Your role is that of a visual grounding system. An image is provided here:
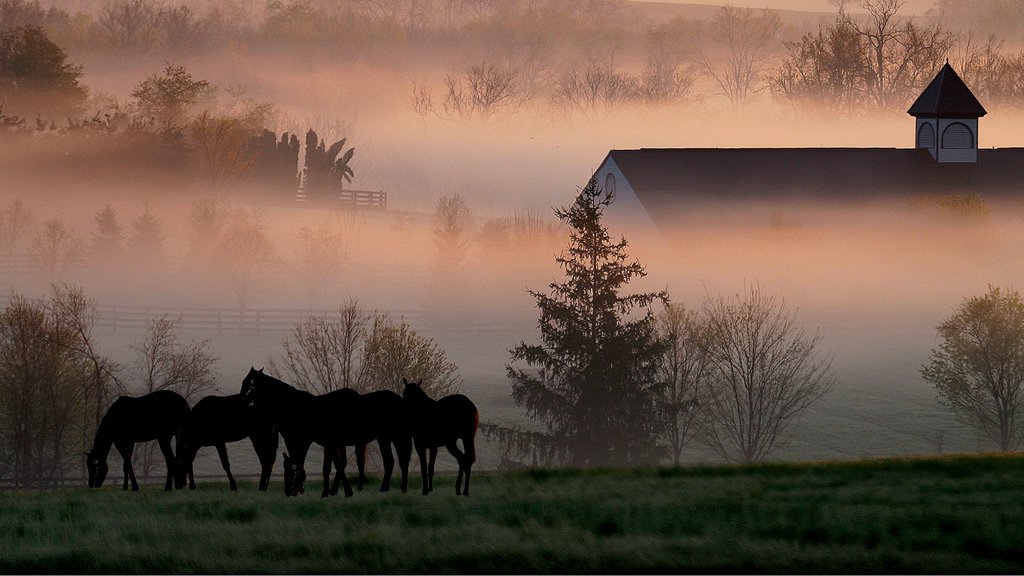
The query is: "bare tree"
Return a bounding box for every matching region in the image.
[441,60,521,121]
[922,286,1024,451]
[270,302,459,397]
[130,314,217,477]
[0,287,115,487]
[29,219,83,284]
[189,112,256,192]
[97,0,160,52]
[127,204,166,271]
[702,6,782,106]
[433,192,472,273]
[217,207,274,313]
[0,198,33,268]
[842,0,952,109]
[655,303,710,465]
[360,313,459,396]
[294,210,364,308]
[697,284,834,464]
[269,299,371,394]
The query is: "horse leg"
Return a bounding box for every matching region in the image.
[118,442,138,491]
[355,443,367,491]
[379,439,395,493]
[333,447,353,498]
[158,437,176,491]
[329,447,342,496]
[427,446,438,494]
[216,444,237,491]
[253,433,277,492]
[321,447,333,498]
[397,436,411,494]
[414,439,429,495]
[446,441,466,495]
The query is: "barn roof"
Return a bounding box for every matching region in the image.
[605,147,1024,218]
[907,62,987,118]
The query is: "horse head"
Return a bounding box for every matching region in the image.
[241,367,266,407]
[85,450,107,488]
[402,378,427,401]
[281,452,306,497]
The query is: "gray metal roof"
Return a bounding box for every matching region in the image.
[605,147,1024,219]
[907,63,987,118]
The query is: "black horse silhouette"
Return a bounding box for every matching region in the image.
[403,378,478,496]
[85,389,190,491]
[240,367,411,497]
[174,394,279,491]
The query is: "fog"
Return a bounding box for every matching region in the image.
[3,0,1024,476]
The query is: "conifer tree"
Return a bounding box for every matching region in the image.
[507,177,668,467]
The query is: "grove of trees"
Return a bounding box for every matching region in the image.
[487,179,834,468]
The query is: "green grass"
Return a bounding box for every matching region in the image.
[2,454,1024,573]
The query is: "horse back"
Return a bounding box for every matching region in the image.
[108,390,190,442]
[189,394,252,445]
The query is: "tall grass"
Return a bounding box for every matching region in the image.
[0,454,1022,573]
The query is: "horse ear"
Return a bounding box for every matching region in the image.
[416,380,423,386]
[259,367,265,373]
[403,378,409,385]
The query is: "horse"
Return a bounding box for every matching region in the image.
[85,389,190,491]
[403,379,478,496]
[240,367,411,497]
[174,394,279,491]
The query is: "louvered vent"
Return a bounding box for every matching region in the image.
[942,123,974,149]
[917,123,935,148]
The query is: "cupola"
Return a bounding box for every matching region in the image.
[907,62,987,163]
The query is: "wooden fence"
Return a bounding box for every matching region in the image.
[296,189,386,210]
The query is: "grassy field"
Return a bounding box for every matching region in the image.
[1,454,1023,574]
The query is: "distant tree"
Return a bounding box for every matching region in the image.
[360,313,459,397]
[90,204,124,266]
[655,302,710,465]
[269,300,459,397]
[0,287,116,488]
[127,205,165,270]
[293,212,364,307]
[29,218,83,283]
[772,0,952,112]
[189,112,257,192]
[217,207,274,312]
[697,284,834,464]
[433,192,472,273]
[0,198,32,267]
[130,63,213,129]
[0,25,87,119]
[270,298,371,395]
[97,0,160,52]
[701,6,782,106]
[248,129,300,198]
[641,24,699,104]
[302,129,354,198]
[770,17,867,112]
[506,177,668,467]
[921,286,1024,452]
[130,315,217,476]
[186,197,226,270]
[441,60,521,121]
[0,0,46,32]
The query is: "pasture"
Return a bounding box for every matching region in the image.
[1,454,1023,573]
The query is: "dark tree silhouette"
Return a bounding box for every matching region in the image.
[506,177,668,467]
[0,25,87,119]
[302,129,355,199]
[248,129,300,198]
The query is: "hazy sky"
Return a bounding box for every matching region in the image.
[629,0,935,14]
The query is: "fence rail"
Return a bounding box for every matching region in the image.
[296,189,386,210]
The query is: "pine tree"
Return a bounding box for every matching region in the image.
[91,204,124,265]
[507,177,668,467]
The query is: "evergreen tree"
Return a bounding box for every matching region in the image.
[507,177,668,467]
[91,204,124,265]
[0,25,87,119]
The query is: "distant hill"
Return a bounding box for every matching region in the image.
[627,1,837,27]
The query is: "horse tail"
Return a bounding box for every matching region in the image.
[467,408,479,464]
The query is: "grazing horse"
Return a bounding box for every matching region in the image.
[240,368,411,497]
[403,379,478,496]
[174,394,279,491]
[85,390,190,491]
